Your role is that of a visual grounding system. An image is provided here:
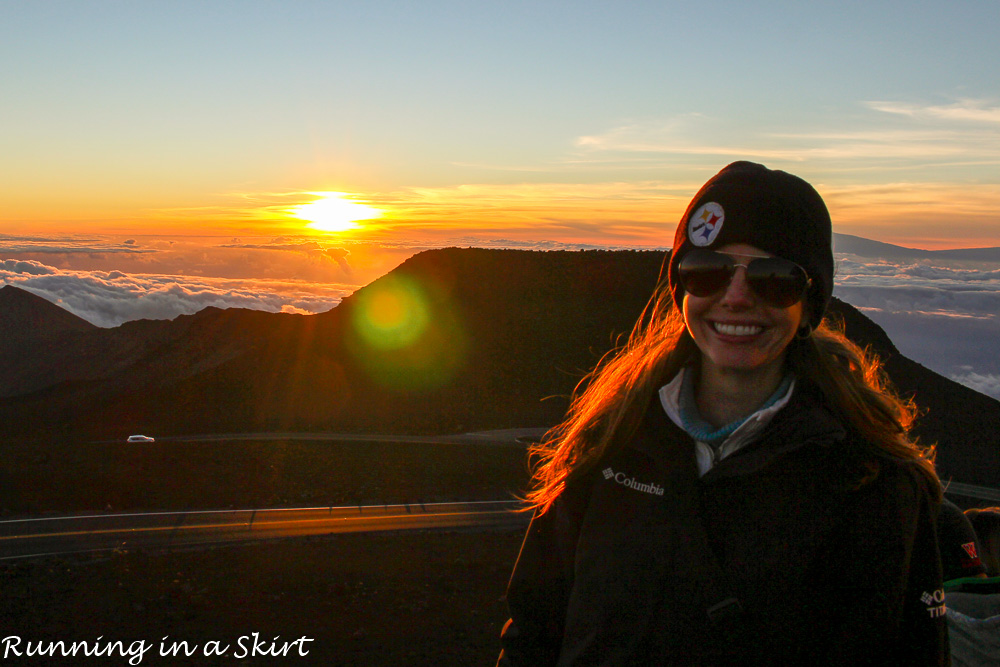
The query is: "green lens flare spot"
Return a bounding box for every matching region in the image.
[347,274,468,392]
[353,278,430,350]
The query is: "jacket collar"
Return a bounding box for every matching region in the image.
[632,377,847,479]
[659,368,797,475]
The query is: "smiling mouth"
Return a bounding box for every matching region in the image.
[712,322,764,337]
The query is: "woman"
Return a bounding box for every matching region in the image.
[498,162,948,665]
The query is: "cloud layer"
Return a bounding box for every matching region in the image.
[0,234,157,255]
[1,259,350,327]
[833,255,1000,398]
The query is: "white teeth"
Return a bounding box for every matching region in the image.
[713,322,763,336]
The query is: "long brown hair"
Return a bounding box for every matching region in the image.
[523,283,941,513]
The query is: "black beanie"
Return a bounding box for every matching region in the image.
[666,161,834,329]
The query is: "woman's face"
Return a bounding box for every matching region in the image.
[682,243,805,381]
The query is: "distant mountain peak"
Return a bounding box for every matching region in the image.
[0,284,97,339]
[832,233,1000,262]
[832,233,933,259]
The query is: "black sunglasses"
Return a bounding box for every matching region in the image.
[677,248,812,308]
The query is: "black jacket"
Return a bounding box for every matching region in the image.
[499,383,948,666]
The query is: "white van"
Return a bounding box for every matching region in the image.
[127,435,155,443]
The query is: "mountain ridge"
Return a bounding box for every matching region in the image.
[0,284,97,339]
[832,233,1000,261]
[0,248,996,487]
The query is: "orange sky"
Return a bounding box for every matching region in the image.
[5,179,997,251]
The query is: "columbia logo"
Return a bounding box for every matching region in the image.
[921,589,945,606]
[602,467,665,496]
[921,589,946,618]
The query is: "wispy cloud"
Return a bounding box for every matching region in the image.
[768,130,999,162]
[354,176,1000,250]
[219,238,353,274]
[361,181,693,243]
[821,182,1000,247]
[563,106,1000,248]
[573,115,729,154]
[571,116,818,164]
[570,99,1000,170]
[867,99,1000,124]
[948,370,1000,399]
[0,234,156,255]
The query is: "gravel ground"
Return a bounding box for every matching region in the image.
[1,526,527,666]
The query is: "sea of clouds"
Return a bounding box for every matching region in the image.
[2,234,998,399]
[0,257,351,325]
[832,255,1000,399]
[0,235,363,327]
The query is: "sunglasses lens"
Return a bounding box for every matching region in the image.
[678,250,733,297]
[745,258,809,307]
[678,250,808,307]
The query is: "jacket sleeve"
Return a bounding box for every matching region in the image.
[818,460,950,666]
[497,487,587,667]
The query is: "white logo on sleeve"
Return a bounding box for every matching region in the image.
[602,467,664,496]
[920,589,946,618]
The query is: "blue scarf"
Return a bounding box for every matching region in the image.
[678,370,794,447]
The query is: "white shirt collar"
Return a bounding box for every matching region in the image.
[658,368,796,476]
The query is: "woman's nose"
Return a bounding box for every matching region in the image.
[719,266,755,307]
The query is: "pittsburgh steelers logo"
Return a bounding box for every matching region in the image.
[689,202,724,247]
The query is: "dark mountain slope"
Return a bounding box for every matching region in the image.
[830,299,1000,486]
[0,294,212,399]
[0,284,97,339]
[1,285,101,396]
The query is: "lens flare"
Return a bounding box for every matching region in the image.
[347,275,467,392]
[354,278,430,351]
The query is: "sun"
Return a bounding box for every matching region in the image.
[291,192,382,232]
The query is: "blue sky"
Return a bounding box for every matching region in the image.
[2,1,998,247]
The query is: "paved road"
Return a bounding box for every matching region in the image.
[1,429,546,561]
[4,482,996,563]
[109,428,550,447]
[0,501,529,561]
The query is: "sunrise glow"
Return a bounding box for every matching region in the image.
[291,193,383,233]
